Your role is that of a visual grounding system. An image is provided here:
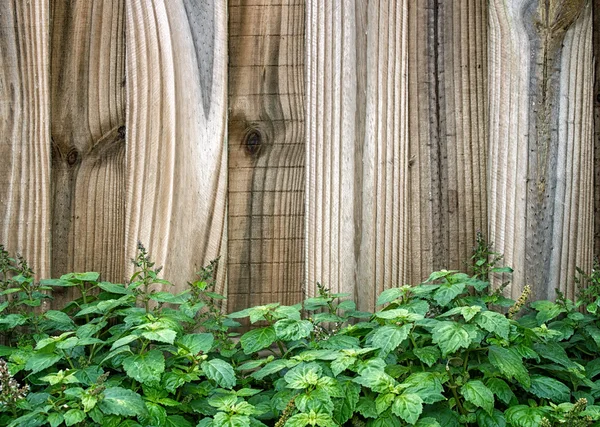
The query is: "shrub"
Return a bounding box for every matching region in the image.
[0,243,599,426]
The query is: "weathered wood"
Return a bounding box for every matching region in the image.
[50,0,126,302]
[305,1,410,310]
[594,0,600,259]
[124,1,228,293]
[228,0,305,311]
[489,0,594,300]
[0,1,51,278]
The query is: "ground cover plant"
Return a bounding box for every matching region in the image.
[1,239,600,426]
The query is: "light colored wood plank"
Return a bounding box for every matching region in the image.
[0,1,51,279]
[305,1,410,310]
[50,0,126,299]
[228,0,305,311]
[594,0,600,259]
[489,0,593,300]
[124,0,228,292]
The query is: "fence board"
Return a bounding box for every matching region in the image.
[124,0,228,293]
[305,1,409,310]
[228,0,305,311]
[0,1,51,279]
[489,0,593,300]
[50,1,126,307]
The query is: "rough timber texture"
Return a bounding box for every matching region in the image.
[0,1,51,279]
[489,0,594,300]
[125,1,228,293]
[228,0,305,311]
[305,1,488,310]
[594,0,600,258]
[50,1,126,299]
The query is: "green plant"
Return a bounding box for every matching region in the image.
[1,240,600,426]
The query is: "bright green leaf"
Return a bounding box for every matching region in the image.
[202,358,236,389]
[433,282,466,307]
[99,387,146,417]
[274,319,313,341]
[368,324,411,356]
[413,346,441,367]
[141,328,177,344]
[505,405,547,427]
[64,409,85,426]
[475,311,510,339]
[476,409,506,427]
[178,333,214,355]
[392,393,423,425]
[122,349,165,385]
[431,322,471,356]
[25,353,62,374]
[488,346,530,388]
[460,380,494,415]
[485,378,515,405]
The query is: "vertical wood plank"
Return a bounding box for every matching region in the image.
[228,0,305,311]
[594,0,600,259]
[305,1,410,310]
[50,0,126,296]
[125,1,228,292]
[0,1,51,278]
[489,0,593,300]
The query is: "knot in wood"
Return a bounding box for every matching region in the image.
[67,149,80,166]
[243,128,263,157]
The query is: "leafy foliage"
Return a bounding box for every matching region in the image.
[0,242,599,426]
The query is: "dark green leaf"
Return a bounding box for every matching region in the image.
[485,378,515,405]
[476,409,506,427]
[98,282,131,295]
[431,322,471,356]
[202,358,236,389]
[99,387,146,417]
[475,311,510,339]
[505,405,547,427]
[460,380,494,415]
[368,324,411,356]
[333,381,360,425]
[122,349,165,385]
[178,333,214,354]
[530,300,565,324]
[403,372,446,404]
[377,288,405,306]
[488,346,530,388]
[528,375,570,403]
[433,283,466,307]
[64,409,85,427]
[533,342,583,371]
[25,353,62,374]
[413,346,441,367]
[391,393,423,425]
[240,327,277,355]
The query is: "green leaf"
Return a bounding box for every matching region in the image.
[530,300,566,324]
[274,319,313,341]
[286,413,310,427]
[251,359,289,380]
[505,405,547,427]
[368,324,411,356]
[356,397,378,419]
[376,393,396,414]
[353,369,398,394]
[528,375,570,403]
[98,282,131,294]
[284,363,321,389]
[240,327,277,355]
[122,349,165,385]
[533,342,583,371]
[48,413,64,427]
[0,314,27,328]
[460,380,494,415]
[64,409,86,426]
[377,288,404,305]
[99,387,146,417]
[475,311,510,339]
[110,334,139,350]
[202,358,236,389]
[431,322,471,356]
[141,328,177,344]
[433,282,466,306]
[375,309,423,322]
[415,418,441,427]
[413,346,441,367]
[425,270,457,283]
[164,415,194,427]
[392,393,423,425]
[487,345,530,388]
[402,372,446,404]
[25,352,62,374]
[333,381,360,425]
[476,409,506,427]
[43,310,74,326]
[485,378,515,405]
[178,333,214,354]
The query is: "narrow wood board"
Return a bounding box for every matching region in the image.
[305,1,410,310]
[0,1,51,279]
[488,0,593,300]
[124,0,228,294]
[50,0,126,303]
[228,0,305,311]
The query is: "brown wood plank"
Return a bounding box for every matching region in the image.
[50,0,126,302]
[228,0,305,311]
[489,0,593,300]
[0,1,51,279]
[305,1,410,310]
[124,1,228,293]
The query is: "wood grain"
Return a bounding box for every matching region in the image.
[50,0,126,298]
[489,0,593,300]
[305,1,410,310]
[0,1,51,279]
[124,0,228,293]
[228,0,305,311]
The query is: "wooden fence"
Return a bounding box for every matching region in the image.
[0,0,598,312]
